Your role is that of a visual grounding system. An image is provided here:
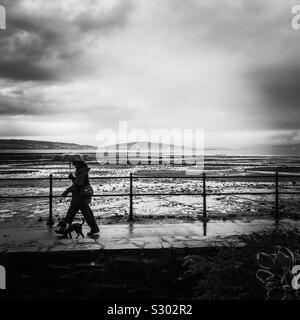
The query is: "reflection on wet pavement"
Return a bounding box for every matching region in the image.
[0,219,298,253]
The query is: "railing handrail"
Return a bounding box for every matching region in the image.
[1,172,300,225]
[1,173,300,181]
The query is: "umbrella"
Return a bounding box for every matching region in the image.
[52,153,88,162]
[52,153,89,172]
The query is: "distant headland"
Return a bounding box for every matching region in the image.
[0,139,96,150]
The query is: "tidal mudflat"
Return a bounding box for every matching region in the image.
[0,154,299,227]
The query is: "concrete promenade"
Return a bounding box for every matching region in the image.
[0,219,295,253]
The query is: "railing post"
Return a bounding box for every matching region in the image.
[128,173,134,221]
[47,174,54,226]
[275,171,279,220]
[202,173,207,221]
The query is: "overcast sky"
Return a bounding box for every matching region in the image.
[0,0,300,148]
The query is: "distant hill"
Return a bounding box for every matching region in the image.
[1,139,298,155]
[98,141,197,151]
[0,139,197,152]
[0,139,96,150]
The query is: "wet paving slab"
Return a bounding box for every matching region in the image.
[0,219,299,253]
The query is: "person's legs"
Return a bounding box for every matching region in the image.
[88,206,98,225]
[80,205,99,233]
[89,206,100,232]
[65,203,79,224]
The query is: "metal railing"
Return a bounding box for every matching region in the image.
[0,172,300,225]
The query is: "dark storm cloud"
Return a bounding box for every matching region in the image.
[0,92,52,115]
[167,0,300,132]
[0,0,134,82]
[0,87,135,119]
[251,63,300,130]
[0,0,299,146]
[0,84,77,116]
[0,98,38,115]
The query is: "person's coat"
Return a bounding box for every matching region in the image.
[66,163,92,205]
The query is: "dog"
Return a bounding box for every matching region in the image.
[56,218,85,239]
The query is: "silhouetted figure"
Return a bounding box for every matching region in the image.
[57,160,99,236]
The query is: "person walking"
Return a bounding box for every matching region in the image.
[57,160,99,236]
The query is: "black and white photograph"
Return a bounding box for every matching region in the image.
[0,0,300,308]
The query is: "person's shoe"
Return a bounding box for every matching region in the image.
[87,229,99,236]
